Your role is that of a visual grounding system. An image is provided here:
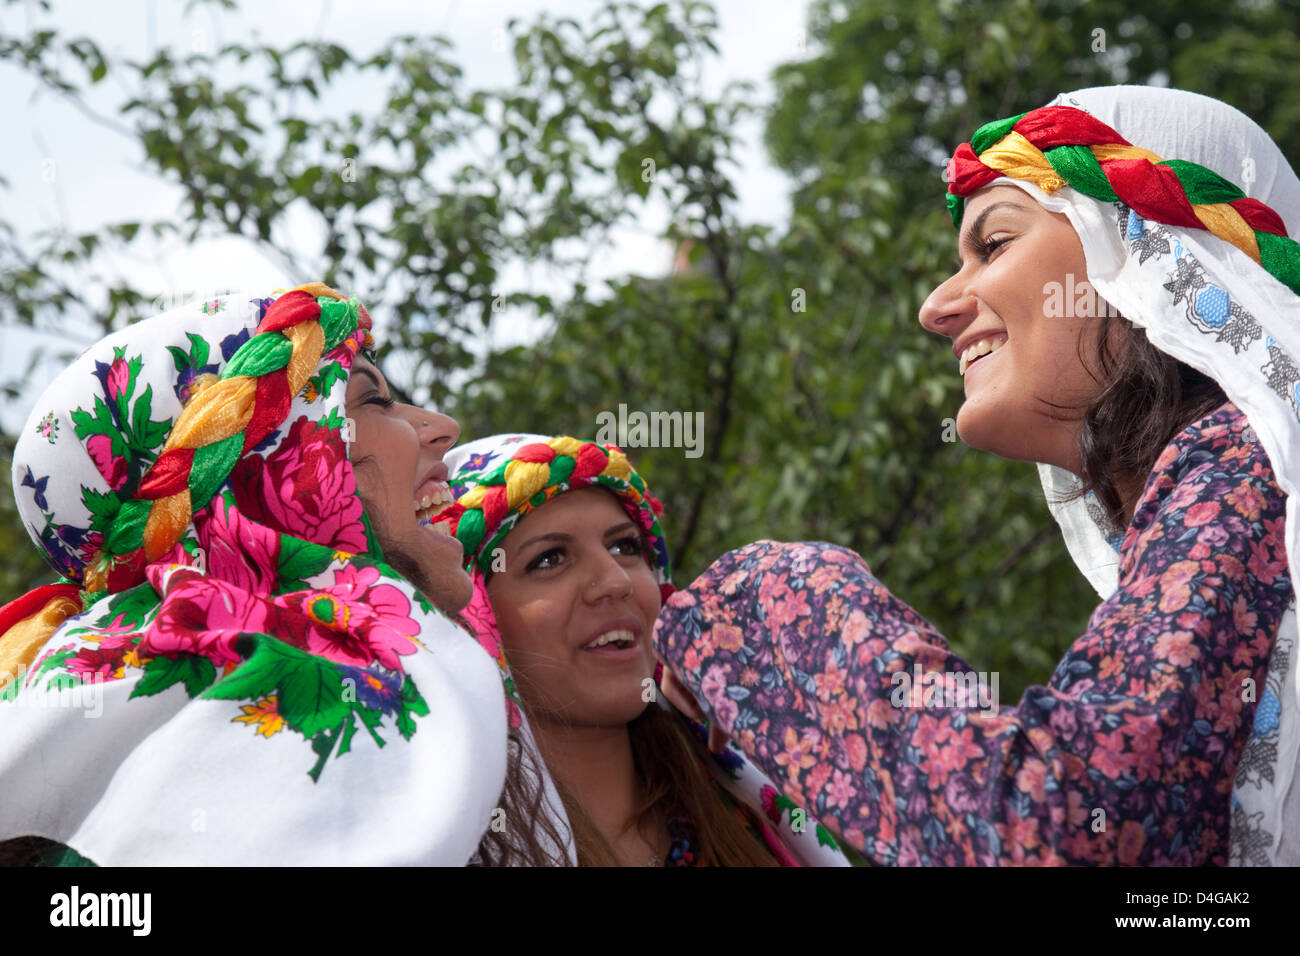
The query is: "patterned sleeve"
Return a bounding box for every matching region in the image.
[652,405,1291,864]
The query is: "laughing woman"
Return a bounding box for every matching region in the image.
[438,434,848,866]
[0,286,507,865]
[654,86,1300,865]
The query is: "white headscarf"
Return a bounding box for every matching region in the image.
[981,86,1300,865]
[1,290,507,865]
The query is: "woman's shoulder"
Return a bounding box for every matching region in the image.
[1128,399,1287,569]
[1140,400,1274,499]
[1157,400,1257,465]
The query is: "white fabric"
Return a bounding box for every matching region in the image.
[1,291,509,865]
[0,624,505,864]
[987,86,1300,864]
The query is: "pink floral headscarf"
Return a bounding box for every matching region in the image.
[0,289,507,865]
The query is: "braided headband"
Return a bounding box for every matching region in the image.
[439,436,670,578]
[944,105,1300,296]
[83,283,373,595]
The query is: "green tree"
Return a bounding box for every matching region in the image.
[3,0,1297,698]
[453,0,1300,696]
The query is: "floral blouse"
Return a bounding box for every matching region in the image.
[653,403,1291,864]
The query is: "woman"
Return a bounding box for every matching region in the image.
[0,284,508,865]
[654,86,1300,865]
[438,433,848,866]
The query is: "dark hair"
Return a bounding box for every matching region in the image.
[471,724,576,866]
[1072,312,1228,530]
[0,836,59,866]
[544,703,781,867]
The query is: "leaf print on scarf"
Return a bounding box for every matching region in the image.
[167,331,221,403]
[21,467,49,511]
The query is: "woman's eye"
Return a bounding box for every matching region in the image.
[975,235,1011,260]
[610,535,645,557]
[365,394,396,409]
[526,548,564,572]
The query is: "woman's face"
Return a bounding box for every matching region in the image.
[345,356,471,612]
[918,184,1114,473]
[485,486,661,730]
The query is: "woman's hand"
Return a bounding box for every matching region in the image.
[656,656,728,753]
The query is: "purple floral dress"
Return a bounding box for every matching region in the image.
[653,403,1291,864]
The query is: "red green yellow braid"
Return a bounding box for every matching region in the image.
[83,283,373,594]
[945,105,1300,295]
[438,436,671,581]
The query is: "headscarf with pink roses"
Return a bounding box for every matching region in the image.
[0,287,507,866]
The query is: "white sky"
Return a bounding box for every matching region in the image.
[0,0,813,427]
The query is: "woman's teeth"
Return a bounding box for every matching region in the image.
[584,629,636,650]
[415,482,455,524]
[958,337,1007,375]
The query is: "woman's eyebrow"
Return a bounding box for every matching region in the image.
[603,521,639,538]
[349,366,386,396]
[516,531,572,553]
[957,201,1026,262]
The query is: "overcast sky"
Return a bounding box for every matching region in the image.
[0,0,814,428]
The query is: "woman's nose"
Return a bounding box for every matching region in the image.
[918,268,977,338]
[406,406,460,452]
[584,551,634,603]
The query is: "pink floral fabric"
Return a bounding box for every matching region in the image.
[654,403,1291,865]
[3,291,511,866]
[8,292,448,782]
[231,414,368,554]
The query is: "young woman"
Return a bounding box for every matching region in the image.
[654,86,1300,865]
[437,433,848,866]
[0,284,509,865]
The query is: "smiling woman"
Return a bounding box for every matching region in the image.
[439,433,849,867]
[922,185,1228,531]
[655,86,1300,866]
[0,284,507,866]
[923,189,1119,472]
[345,356,470,613]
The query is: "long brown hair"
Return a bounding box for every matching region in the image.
[471,723,576,866]
[1071,312,1228,529]
[546,703,780,867]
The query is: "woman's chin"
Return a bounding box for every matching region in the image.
[955,404,1025,462]
[953,403,991,452]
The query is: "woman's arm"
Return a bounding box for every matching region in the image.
[653,405,1290,864]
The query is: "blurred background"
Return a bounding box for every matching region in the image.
[3,0,1297,699]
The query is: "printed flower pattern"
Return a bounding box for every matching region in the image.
[231,414,368,553]
[35,411,59,443]
[7,292,452,790]
[655,404,1290,865]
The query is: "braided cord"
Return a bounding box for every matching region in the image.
[84,285,366,593]
[945,105,1300,295]
[445,436,664,574]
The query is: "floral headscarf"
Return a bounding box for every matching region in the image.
[442,433,850,867]
[943,86,1300,865]
[0,286,507,865]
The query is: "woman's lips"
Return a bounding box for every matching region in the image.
[415,479,455,523]
[580,623,644,659]
[958,335,1008,375]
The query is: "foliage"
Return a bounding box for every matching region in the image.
[2,0,1297,696]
